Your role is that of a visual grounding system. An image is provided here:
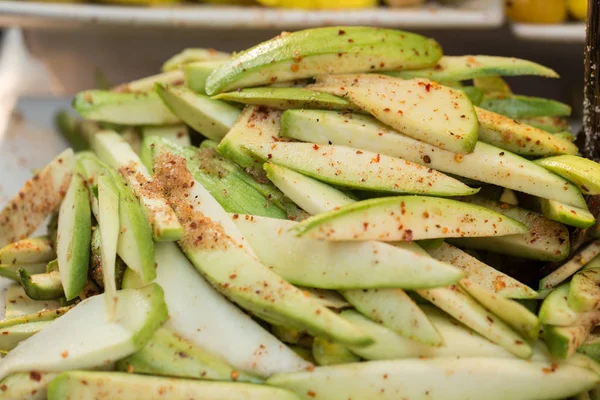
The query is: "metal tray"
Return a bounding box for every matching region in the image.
[0,0,503,29]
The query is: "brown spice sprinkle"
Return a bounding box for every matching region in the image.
[29,371,42,382]
[0,160,71,245]
[151,151,232,252]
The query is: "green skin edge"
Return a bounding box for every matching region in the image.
[386,55,559,81]
[479,95,571,120]
[535,156,600,195]
[77,153,156,284]
[291,195,527,239]
[0,306,72,329]
[146,138,288,219]
[212,88,359,111]
[17,269,64,301]
[544,324,591,359]
[205,26,442,95]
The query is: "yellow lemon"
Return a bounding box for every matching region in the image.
[567,0,588,21]
[506,0,567,24]
[256,0,377,9]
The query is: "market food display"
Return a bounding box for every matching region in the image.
[0,26,599,399]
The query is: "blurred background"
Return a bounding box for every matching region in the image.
[0,0,589,143]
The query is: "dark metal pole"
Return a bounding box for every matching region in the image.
[559,0,600,258]
[583,0,600,161]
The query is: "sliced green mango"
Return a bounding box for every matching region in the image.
[279,109,586,208]
[18,269,64,301]
[233,213,462,290]
[46,259,58,273]
[520,116,569,133]
[417,285,532,358]
[476,107,579,156]
[291,196,527,242]
[460,86,484,105]
[4,285,62,319]
[54,117,102,152]
[341,288,442,346]
[0,263,47,282]
[155,84,240,142]
[213,87,357,111]
[460,279,540,341]
[473,76,512,95]
[540,198,595,228]
[479,95,571,119]
[585,254,600,270]
[264,163,355,215]
[0,320,51,353]
[151,147,372,348]
[97,175,120,318]
[536,155,600,195]
[0,306,71,329]
[206,27,442,95]
[55,110,89,151]
[217,105,281,169]
[499,188,519,205]
[540,241,600,290]
[266,358,596,400]
[244,142,477,197]
[539,284,600,326]
[312,338,359,366]
[116,327,260,382]
[0,149,74,248]
[311,74,478,154]
[0,237,55,265]
[56,170,90,301]
[138,242,309,378]
[342,306,519,360]
[120,127,142,154]
[88,225,127,291]
[141,125,190,146]
[147,137,287,219]
[184,60,228,94]
[426,242,538,299]
[139,125,190,171]
[579,334,600,362]
[93,131,183,242]
[0,372,57,400]
[387,55,558,81]
[569,269,600,312]
[193,139,306,220]
[162,48,230,72]
[48,371,299,400]
[271,325,304,345]
[73,90,180,125]
[545,324,593,359]
[0,284,167,381]
[555,131,576,141]
[449,196,570,262]
[78,153,156,284]
[301,288,350,310]
[575,391,594,400]
[113,70,185,93]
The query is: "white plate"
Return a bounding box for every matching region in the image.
[511,22,585,43]
[0,0,504,29]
